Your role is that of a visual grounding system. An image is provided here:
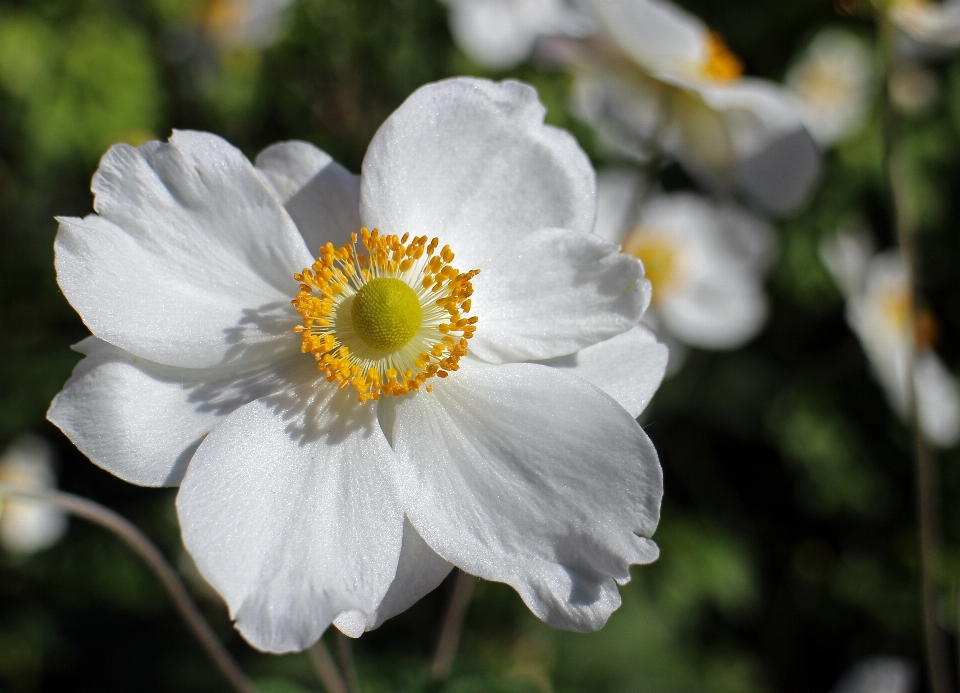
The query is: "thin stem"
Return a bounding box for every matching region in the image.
[307,639,349,693]
[879,15,953,693]
[335,632,360,693]
[0,483,258,693]
[430,569,478,680]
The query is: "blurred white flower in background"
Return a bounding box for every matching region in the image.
[830,656,917,693]
[595,168,774,371]
[556,0,821,214]
[199,0,295,50]
[48,78,667,653]
[0,435,67,554]
[821,229,960,447]
[439,0,594,69]
[890,0,960,50]
[785,28,875,147]
[888,61,939,115]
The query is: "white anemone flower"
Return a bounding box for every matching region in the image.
[440,0,595,70]
[595,169,774,363]
[0,435,67,554]
[785,28,875,147]
[890,0,960,50]
[821,232,960,447]
[561,0,820,214]
[47,77,668,653]
[830,656,916,693]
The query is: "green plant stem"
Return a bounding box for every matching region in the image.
[307,639,349,693]
[335,632,361,693]
[431,569,478,680]
[0,483,258,693]
[879,15,952,693]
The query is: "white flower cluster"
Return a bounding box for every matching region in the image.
[36,0,960,664]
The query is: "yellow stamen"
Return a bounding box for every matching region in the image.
[622,228,682,303]
[292,228,480,402]
[880,288,939,349]
[702,31,743,82]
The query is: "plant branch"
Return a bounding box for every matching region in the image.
[0,483,258,693]
[879,15,952,693]
[431,569,477,680]
[335,632,360,693]
[307,639,349,693]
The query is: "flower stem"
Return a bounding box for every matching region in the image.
[335,632,361,693]
[0,483,258,693]
[307,638,349,693]
[879,16,952,693]
[430,569,477,679]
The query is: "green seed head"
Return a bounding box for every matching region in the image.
[350,277,423,352]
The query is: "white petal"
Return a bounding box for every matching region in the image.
[359,78,596,264]
[570,67,665,161]
[469,228,648,363]
[831,656,916,693]
[177,382,404,653]
[335,517,454,633]
[916,351,960,448]
[447,0,541,69]
[667,80,821,214]
[47,337,313,487]
[255,141,361,253]
[536,325,668,418]
[659,285,766,349]
[594,168,644,245]
[733,127,821,215]
[55,130,313,369]
[386,361,662,632]
[819,225,876,298]
[591,0,706,76]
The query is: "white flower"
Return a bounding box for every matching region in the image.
[830,656,916,693]
[200,0,294,49]
[595,168,774,359]
[562,0,820,214]
[891,0,960,51]
[785,28,875,147]
[821,231,960,447]
[888,61,939,116]
[47,78,667,653]
[0,435,67,554]
[440,0,594,69]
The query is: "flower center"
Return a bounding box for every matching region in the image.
[880,287,939,350]
[351,278,423,351]
[622,228,683,304]
[293,228,480,402]
[702,31,743,82]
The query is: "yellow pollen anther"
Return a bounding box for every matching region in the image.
[702,31,743,82]
[292,228,480,402]
[880,288,939,350]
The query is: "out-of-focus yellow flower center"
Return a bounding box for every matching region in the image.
[795,64,847,107]
[880,288,939,350]
[622,228,681,304]
[202,0,247,38]
[293,228,480,402]
[702,31,743,82]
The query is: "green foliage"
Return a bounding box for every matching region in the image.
[0,11,160,166]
